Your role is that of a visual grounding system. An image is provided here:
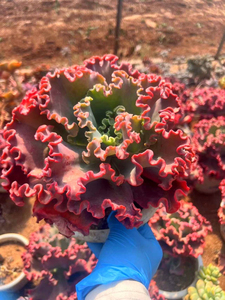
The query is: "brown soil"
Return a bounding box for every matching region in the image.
[0,194,44,239]
[0,0,224,69]
[0,242,25,285]
[154,255,197,292]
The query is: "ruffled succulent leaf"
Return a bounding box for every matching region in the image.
[180,87,225,123]
[149,200,212,257]
[191,117,225,190]
[22,224,96,300]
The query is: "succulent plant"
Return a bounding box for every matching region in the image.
[1,54,194,237]
[149,200,212,258]
[198,264,222,285]
[191,117,225,192]
[179,88,225,126]
[184,279,225,300]
[21,224,96,300]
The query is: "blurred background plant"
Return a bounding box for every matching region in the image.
[184,264,225,300]
[148,201,212,292]
[20,224,96,300]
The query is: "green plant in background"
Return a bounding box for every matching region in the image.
[219,76,225,89]
[184,264,225,300]
[184,279,225,300]
[54,0,60,14]
[198,264,222,285]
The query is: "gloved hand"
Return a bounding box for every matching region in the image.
[76,211,163,300]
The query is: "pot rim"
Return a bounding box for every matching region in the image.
[73,206,159,243]
[0,233,29,292]
[158,255,203,300]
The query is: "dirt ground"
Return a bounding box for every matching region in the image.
[0,0,225,69]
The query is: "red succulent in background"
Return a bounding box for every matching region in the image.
[191,117,225,193]
[149,200,212,258]
[21,224,96,300]
[1,54,194,237]
[180,87,225,123]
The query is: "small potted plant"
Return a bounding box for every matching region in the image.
[20,224,96,300]
[0,54,194,242]
[149,200,212,299]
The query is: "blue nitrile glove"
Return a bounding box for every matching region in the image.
[76,211,163,300]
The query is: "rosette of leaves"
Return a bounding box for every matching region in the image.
[21,224,96,300]
[148,280,167,300]
[179,88,225,124]
[198,264,222,285]
[149,200,212,257]
[184,279,225,300]
[1,54,194,237]
[191,117,225,192]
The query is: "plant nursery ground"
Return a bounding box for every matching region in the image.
[0,0,224,68]
[1,0,225,298]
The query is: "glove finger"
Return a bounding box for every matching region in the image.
[137,223,156,240]
[87,242,103,258]
[107,211,126,231]
[107,211,141,244]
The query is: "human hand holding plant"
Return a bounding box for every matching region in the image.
[76,212,162,300]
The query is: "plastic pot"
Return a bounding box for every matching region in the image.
[73,205,158,243]
[158,255,203,300]
[0,233,29,292]
[194,175,220,194]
